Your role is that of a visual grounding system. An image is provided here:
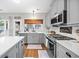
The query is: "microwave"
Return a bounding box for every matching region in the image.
[51,17,57,24]
[51,10,67,25]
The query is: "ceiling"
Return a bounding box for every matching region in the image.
[0,0,54,13]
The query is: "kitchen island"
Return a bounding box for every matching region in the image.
[0,36,24,58]
[19,32,46,44]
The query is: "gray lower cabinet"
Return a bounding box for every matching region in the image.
[27,33,45,44]
[1,45,17,58]
[17,40,24,58]
[1,40,24,58]
[57,42,79,58]
[39,33,45,44]
[19,33,27,43]
[27,33,39,43]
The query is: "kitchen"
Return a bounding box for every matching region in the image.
[0,0,79,58]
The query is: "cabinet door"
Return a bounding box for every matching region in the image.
[8,46,17,58]
[67,0,79,24]
[57,0,64,12]
[1,45,17,58]
[57,43,79,58]
[57,44,69,58]
[27,33,40,43]
[17,40,23,58]
[5,45,17,58]
[39,34,44,43]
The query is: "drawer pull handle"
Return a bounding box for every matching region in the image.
[4,56,8,58]
[66,52,71,58]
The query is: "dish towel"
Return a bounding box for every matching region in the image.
[38,50,49,58]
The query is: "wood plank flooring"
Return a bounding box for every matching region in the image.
[23,44,48,58]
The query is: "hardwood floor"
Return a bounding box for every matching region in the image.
[23,44,48,58]
[24,49,38,58]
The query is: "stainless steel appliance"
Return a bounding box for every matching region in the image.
[51,10,67,26]
[46,36,56,58]
[46,34,76,58]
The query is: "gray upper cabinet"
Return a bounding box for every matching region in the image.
[57,0,65,13]
[45,0,65,27]
[51,0,65,16]
[67,0,79,24]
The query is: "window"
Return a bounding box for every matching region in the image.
[0,20,9,36]
[0,20,4,33]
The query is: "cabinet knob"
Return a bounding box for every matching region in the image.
[4,56,8,58]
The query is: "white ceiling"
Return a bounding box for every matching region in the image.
[0,0,54,13]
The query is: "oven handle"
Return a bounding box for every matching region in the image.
[49,40,54,45]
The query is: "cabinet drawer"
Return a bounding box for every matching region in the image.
[57,43,79,58]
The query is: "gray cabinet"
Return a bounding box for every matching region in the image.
[17,40,24,58]
[45,0,65,27]
[57,42,79,58]
[1,45,17,58]
[67,0,79,24]
[1,40,24,58]
[57,0,64,12]
[27,33,45,44]
[39,33,45,43]
[19,33,27,43]
[51,0,65,16]
[27,33,40,43]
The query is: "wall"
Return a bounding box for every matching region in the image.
[0,13,46,36]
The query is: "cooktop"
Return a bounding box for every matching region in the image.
[47,34,76,40]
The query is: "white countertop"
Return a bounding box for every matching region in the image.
[57,40,79,56]
[0,36,24,57]
[19,32,45,34]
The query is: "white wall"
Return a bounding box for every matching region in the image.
[0,13,46,36]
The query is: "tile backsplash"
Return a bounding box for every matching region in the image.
[60,27,72,34]
[51,26,79,41]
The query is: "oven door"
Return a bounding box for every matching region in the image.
[48,40,56,57]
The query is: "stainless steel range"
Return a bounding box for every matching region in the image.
[46,36,56,58]
[46,34,76,58]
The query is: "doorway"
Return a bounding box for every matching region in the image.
[14,20,21,36]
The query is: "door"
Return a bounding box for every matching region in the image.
[14,20,21,36]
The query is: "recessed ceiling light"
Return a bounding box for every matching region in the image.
[13,0,20,4]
